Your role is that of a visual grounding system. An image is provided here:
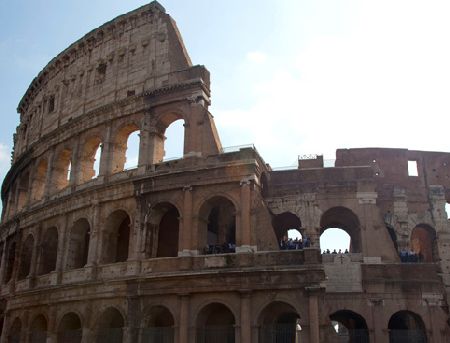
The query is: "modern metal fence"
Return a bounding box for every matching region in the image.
[196,325,235,343]
[57,329,83,343]
[259,324,299,343]
[389,329,427,343]
[141,327,174,343]
[95,328,123,343]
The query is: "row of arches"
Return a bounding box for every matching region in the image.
[1,195,240,285]
[5,118,185,219]
[5,305,429,343]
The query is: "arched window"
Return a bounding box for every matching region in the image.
[101,210,131,264]
[258,301,301,343]
[52,148,72,191]
[199,197,236,254]
[58,313,82,343]
[38,227,58,275]
[410,224,437,263]
[79,137,102,183]
[112,124,140,173]
[329,310,369,343]
[66,219,90,270]
[32,159,48,201]
[388,311,427,343]
[4,241,16,284]
[16,171,30,211]
[142,306,175,342]
[29,314,48,343]
[320,228,351,254]
[8,317,21,343]
[96,307,125,343]
[196,303,235,343]
[145,203,180,258]
[163,119,184,161]
[272,212,303,250]
[320,207,361,253]
[18,234,34,280]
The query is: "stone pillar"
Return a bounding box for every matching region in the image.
[43,149,55,197]
[87,201,101,266]
[178,294,190,343]
[179,186,193,256]
[47,307,57,343]
[237,179,253,253]
[0,241,7,285]
[69,139,81,187]
[56,219,68,284]
[240,291,251,343]
[369,299,385,343]
[306,287,321,343]
[99,124,113,177]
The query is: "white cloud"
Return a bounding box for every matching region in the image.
[215,1,450,167]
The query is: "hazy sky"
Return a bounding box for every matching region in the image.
[1,1,450,237]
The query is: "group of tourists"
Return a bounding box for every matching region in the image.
[205,242,236,254]
[279,235,311,250]
[399,248,422,263]
[322,248,349,254]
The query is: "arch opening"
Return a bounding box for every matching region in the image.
[4,241,16,284]
[29,314,48,343]
[102,210,130,264]
[320,228,351,254]
[58,312,82,343]
[410,224,437,263]
[320,207,361,253]
[163,118,184,161]
[388,311,427,343]
[96,307,125,343]
[66,219,90,270]
[8,317,21,343]
[142,306,175,342]
[145,203,180,258]
[79,137,102,183]
[196,303,235,343]
[16,171,30,211]
[199,197,236,255]
[329,310,369,343]
[272,212,304,250]
[258,301,301,343]
[32,159,48,201]
[52,148,72,191]
[18,234,34,280]
[38,227,58,275]
[112,124,140,173]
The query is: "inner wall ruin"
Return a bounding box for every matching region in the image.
[1,1,450,342]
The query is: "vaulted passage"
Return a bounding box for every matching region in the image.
[112,124,140,173]
[196,303,235,343]
[142,306,175,342]
[57,312,82,343]
[52,148,72,191]
[66,218,90,270]
[96,307,125,343]
[29,315,48,343]
[32,159,47,201]
[79,136,102,183]
[258,301,301,343]
[102,210,130,264]
[389,311,427,343]
[272,212,303,250]
[4,241,16,284]
[329,310,369,343]
[18,234,34,280]
[8,317,21,343]
[38,227,58,275]
[199,197,236,254]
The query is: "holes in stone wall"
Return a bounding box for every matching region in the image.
[408,160,418,176]
[79,137,102,183]
[32,159,48,201]
[112,124,140,173]
[102,210,131,264]
[58,313,82,343]
[53,149,72,191]
[66,219,90,270]
[3,241,15,284]
[38,227,58,275]
[18,234,34,280]
[163,119,184,161]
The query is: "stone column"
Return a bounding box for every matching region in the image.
[87,201,101,266]
[99,124,112,177]
[240,291,251,343]
[179,186,193,256]
[0,241,7,285]
[56,218,68,284]
[237,179,253,253]
[43,149,55,197]
[369,299,385,343]
[306,287,321,343]
[178,294,190,343]
[47,307,57,343]
[69,139,81,187]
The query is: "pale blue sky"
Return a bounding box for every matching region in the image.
[1,1,450,246]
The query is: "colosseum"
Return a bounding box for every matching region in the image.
[1,1,450,342]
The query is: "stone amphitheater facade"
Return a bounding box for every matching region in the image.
[1,2,450,342]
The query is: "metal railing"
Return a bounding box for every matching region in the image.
[141,327,174,342]
[220,144,255,154]
[57,329,83,343]
[389,329,427,343]
[196,325,235,343]
[95,328,123,343]
[259,324,299,343]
